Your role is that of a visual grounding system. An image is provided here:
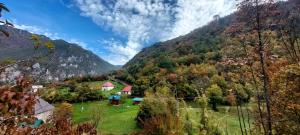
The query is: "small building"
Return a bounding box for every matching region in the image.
[116,92,122,95]
[108,95,121,105]
[102,82,114,91]
[132,98,143,105]
[122,85,132,95]
[34,97,54,122]
[32,85,43,93]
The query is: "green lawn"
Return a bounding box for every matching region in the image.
[72,94,252,135]
[186,105,253,135]
[72,100,140,135]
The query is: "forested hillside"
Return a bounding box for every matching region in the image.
[115,1,300,133]
[118,0,298,99]
[1,0,299,134]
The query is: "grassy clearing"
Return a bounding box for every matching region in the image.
[72,100,140,135]
[72,101,251,135]
[185,105,253,135]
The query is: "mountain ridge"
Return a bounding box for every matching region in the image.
[0,26,117,83]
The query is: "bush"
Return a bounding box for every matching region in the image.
[136,91,183,134]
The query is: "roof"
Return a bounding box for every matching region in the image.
[102,82,114,87]
[108,95,121,100]
[122,85,132,92]
[32,85,43,89]
[133,98,143,102]
[35,97,54,114]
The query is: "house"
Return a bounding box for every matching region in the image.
[34,97,55,122]
[102,82,114,91]
[132,98,143,105]
[32,85,43,93]
[108,95,121,105]
[122,85,132,95]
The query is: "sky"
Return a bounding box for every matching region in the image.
[3,0,237,65]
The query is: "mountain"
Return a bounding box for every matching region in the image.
[118,0,297,97]
[124,14,234,69]
[117,11,236,97]
[0,26,117,83]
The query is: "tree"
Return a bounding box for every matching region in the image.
[271,64,300,134]
[210,74,227,90]
[234,1,276,134]
[206,84,223,111]
[0,3,12,37]
[277,1,300,63]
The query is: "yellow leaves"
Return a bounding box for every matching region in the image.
[30,35,55,52]
[189,64,217,77]
[45,41,55,50]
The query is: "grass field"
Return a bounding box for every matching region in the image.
[72,100,140,135]
[183,102,254,135]
[72,100,252,135]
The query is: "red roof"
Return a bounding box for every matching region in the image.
[122,85,132,92]
[102,82,114,87]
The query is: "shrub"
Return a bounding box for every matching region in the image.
[136,91,183,134]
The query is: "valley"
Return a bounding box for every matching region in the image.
[0,0,299,135]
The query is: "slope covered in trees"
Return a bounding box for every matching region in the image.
[116,1,300,133]
[119,0,298,98]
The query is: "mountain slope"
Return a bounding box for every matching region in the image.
[124,14,235,69]
[119,1,297,97]
[0,26,116,83]
[118,13,236,97]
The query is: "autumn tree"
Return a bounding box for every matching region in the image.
[277,0,300,63]
[271,64,300,134]
[232,0,278,134]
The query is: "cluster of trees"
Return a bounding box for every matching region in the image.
[41,82,104,103]
[224,0,300,134]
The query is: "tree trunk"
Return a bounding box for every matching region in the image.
[255,0,272,134]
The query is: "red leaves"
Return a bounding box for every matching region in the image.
[0,78,35,117]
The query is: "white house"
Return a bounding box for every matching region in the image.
[32,85,43,93]
[102,82,114,91]
[35,97,54,122]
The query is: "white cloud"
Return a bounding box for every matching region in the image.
[75,0,175,65]
[75,0,237,65]
[14,23,60,40]
[168,0,237,39]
